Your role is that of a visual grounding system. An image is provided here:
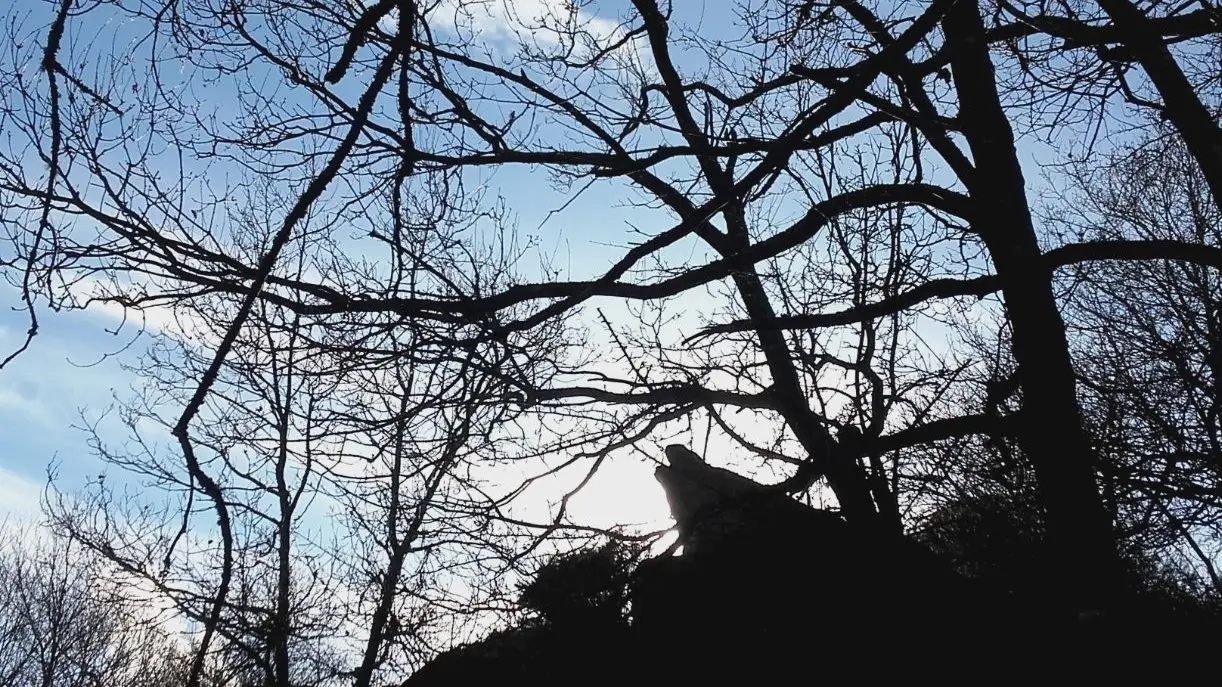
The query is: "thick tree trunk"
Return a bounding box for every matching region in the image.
[944,0,1124,613]
[727,267,881,525]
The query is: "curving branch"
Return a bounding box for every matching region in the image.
[523,383,777,411]
[871,414,1009,454]
[170,46,403,687]
[1044,239,1222,271]
[688,275,999,341]
[694,239,1222,338]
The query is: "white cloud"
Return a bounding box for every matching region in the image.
[428,0,653,75]
[0,466,43,523]
[433,0,619,44]
[85,297,187,339]
[70,274,198,342]
[0,384,55,428]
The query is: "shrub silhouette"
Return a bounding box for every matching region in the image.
[518,541,639,628]
[407,448,1002,684]
[405,543,640,685]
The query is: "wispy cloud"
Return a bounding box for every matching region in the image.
[428,0,653,75]
[433,0,622,45]
[85,297,187,339]
[71,275,196,341]
[0,466,43,523]
[0,382,55,428]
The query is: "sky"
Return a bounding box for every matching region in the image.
[0,0,1090,530]
[0,292,151,520]
[0,0,697,529]
[5,2,1197,680]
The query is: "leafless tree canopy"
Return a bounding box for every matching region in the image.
[0,0,1219,683]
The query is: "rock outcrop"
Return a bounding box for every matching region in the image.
[404,445,1214,684]
[633,445,1013,682]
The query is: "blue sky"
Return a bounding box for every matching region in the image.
[0,0,703,527]
[0,0,1108,528]
[0,292,142,519]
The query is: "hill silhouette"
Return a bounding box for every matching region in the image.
[404,446,1219,684]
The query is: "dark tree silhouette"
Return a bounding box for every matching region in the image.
[0,0,1219,682]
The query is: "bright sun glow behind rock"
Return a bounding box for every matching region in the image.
[564,451,674,532]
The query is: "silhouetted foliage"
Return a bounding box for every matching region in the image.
[918,489,1050,594]
[412,445,1222,682]
[411,448,1017,683]
[406,542,639,686]
[518,541,641,629]
[919,486,1222,616]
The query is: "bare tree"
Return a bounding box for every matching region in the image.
[1055,130,1222,590]
[0,523,192,687]
[2,1,1221,679]
[43,186,567,686]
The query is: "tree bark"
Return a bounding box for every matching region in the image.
[944,0,1124,612]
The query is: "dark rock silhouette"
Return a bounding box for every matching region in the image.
[634,445,1016,681]
[404,445,1218,684]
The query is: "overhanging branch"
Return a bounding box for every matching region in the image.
[694,238,1222,337]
